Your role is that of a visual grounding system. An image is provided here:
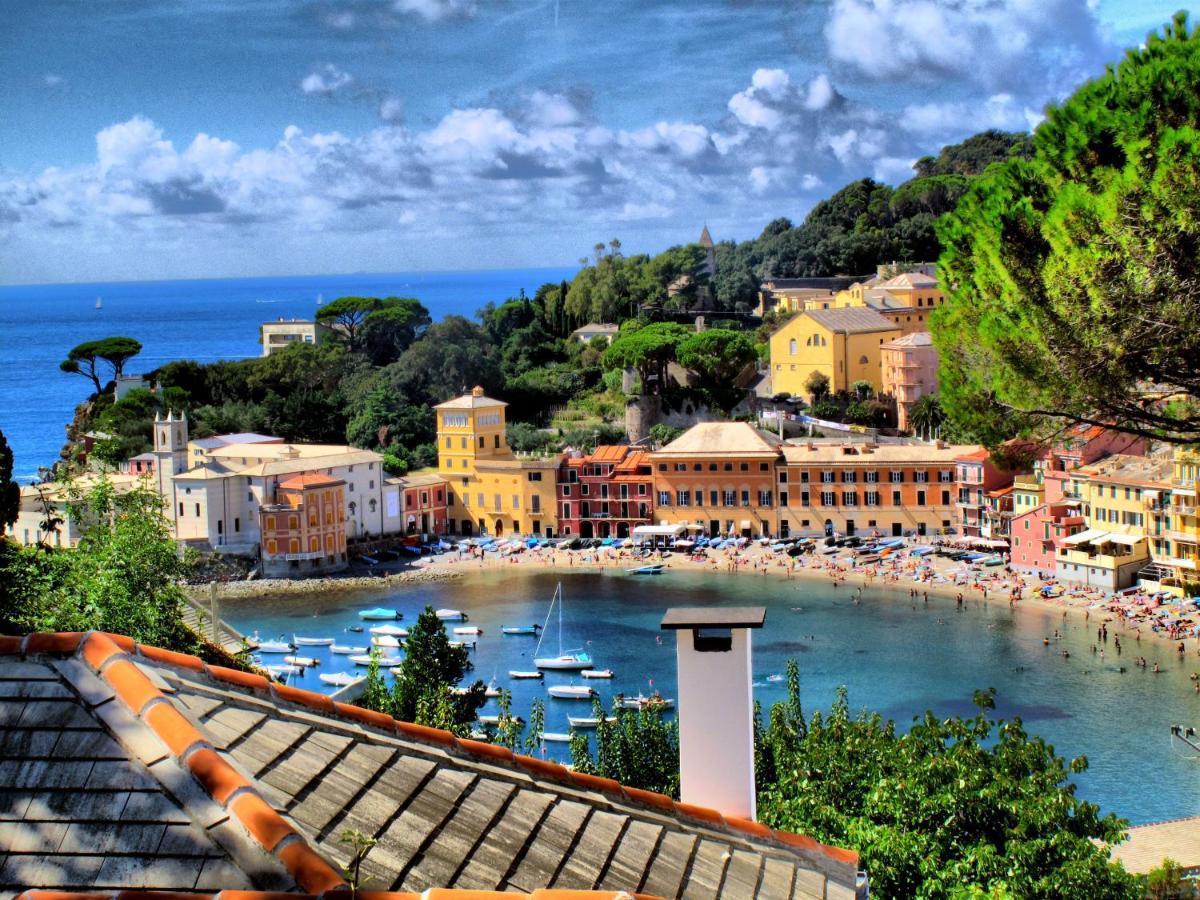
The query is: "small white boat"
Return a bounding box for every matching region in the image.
[257,641,294,654]
[453,626,483,635]
[541,732,573,742]
[627,563,664,575]
[548,685,595,700]
[533,582,594,671]
[371,635,403,649]
[265,664,302,679]
[319,672,363,688]
[581,669,613,679]
[359,608,402,620]
[617,693,675,711]
[568,715,617,728]
[766,674,784,684]
[436,608,467,621]
[502,625,541,635]
[485,682,500,698]
[293,636,334,646]
[449,639,476,650]
[510,670,543,680]
[283,655,318,667]
[478,714,525,726]
[350,654,402,667]
[331,644,367,655]
[369,624,408,636]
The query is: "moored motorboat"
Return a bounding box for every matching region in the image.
[359,608,402,620]
[541,732,573,742]
[436,608,467,621]
[293,636,334,646]
[319,672,363,687]
[330,644,367,655]
[581,669,614,679]
[548,685,595,700]
[371,635,403,649]
[283,655,318,667]
[256,641,294,654]
[449,639,476,650]
[349,654,402,666]
[265,664,302,679]
[626,563,664,575]
[567,715,616,728]
[369,624,408,636]
[501,625,541,635]
[617,693,675,710]
[453,626,483,635]
[478,714,525,726]
[509,670,543,679]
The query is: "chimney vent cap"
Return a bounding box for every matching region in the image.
[661,606,766,630]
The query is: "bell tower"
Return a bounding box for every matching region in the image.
[153,410,189,500]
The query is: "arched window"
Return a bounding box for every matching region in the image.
[348,501,357,516]
[789,338,797,355]
[859,355,869,364]
[805,336,812,347]
[369,498,377,513]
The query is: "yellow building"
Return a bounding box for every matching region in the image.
[1163,446,1200,587]
[436,386,561,538]
[769,307,900,397]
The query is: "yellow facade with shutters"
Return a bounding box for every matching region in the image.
[1167,447,1200,576]
[435,386,560,538]
[769,309,900,397]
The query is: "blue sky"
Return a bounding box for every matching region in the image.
[0,0,1182,284]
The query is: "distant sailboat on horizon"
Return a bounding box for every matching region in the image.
[95,296,102,310]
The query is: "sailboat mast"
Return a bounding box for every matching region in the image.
[558,583,563,657]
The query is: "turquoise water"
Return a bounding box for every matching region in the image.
[223,569,1200,825]
[0,267,576,481]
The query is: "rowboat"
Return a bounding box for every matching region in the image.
[371,635,403,649]
[616,693,675,710]
[257,641,294,654]
[509,670,543,680]
[369,624,408,636]
[293,636,334,646]
[436,608,467,621]
[581,669,614,679]
[502,625,541,635]
[319,672,363,687]
[541,732,573,742]
[349,654,401,667]
[453,626,483,635]
[359,608,402,620]
[567,715,616,728]
[265,664,302,679]
[330,644,367,655]
[533,582,594,671]
[283,655,318,667]
[548,685,595,700]
[626,564,664,575]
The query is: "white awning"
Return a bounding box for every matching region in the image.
[634,524,687,537]
[1062,528,1108,545]
[1100,532,1143,546]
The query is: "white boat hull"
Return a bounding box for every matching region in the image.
[257,642,293,654]
[509,671,543,679]
[453,626,483,635]
[331,645,367,654]
[541,732,573,742]
[568,716,616,728]
[350,654,401,667]
[371,636,402,648]
[535,656,591,670]
[581,669,613,679]
[283,656,318,667]
[293,637,334,646]
[548,687,595,699]
[369,625,408,636]
[436,609,467,621]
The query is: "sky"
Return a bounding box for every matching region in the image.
[0,0,1184,285]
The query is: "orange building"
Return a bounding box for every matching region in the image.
[391,472,448,536]
[259,473,348,576]
[558,445,654,538]
[778,441,967,539]
[650,423,784,538]
[880,332,939,432]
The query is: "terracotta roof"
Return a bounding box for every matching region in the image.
[589,445,631,463]
[955,449,991,463]
[388,473,448,489]
[653,423,783,459]
[0,632,859,898]
[879,331,934,349]
[433,390,507,410]
[802,308,898,335]
[781,442,972,465]
[878,273,938,289]
[278,473,344,490]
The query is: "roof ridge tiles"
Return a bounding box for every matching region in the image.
[2,630,860,877]
[17,891,656,899]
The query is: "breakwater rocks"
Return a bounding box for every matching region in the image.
[187,566,462,601]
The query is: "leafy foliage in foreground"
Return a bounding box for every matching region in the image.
[933,14,1200,445]
[756,670,1137,899]
[569,696,680,799]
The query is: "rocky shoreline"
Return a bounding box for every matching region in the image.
[186,566,462,600]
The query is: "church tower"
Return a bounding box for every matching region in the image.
[153,410,189,502]
[698,225,716,277]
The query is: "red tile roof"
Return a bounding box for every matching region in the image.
[2,631,859,898]
[278,473,344,490]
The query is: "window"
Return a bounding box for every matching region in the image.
[675,463,687,472]
[638,484,647,496]
[710,490,719,506]
[562,486,571,497]
[821,491,836,506]
[494,494,501,510]
[479,436,485,448]
[916,490,926,506]
[866,491,879,507]
[369,499,377,513]
[760,463,769,472]
[658,464,667,471]
[941,490,951,506]
[842,491,858,506]
[476,493,484,507]
[780,490,789,506]
[939,470,953,483]
[789,338,797,355]
[890,470,903,483]
[528,472,542,482]
[369,480,374,489]
[676,490,691,507]
[892,490,901,506]
[562,503,571,518]
[349,483,354,492]
[531,496,540,513]
[581,484,590,496]
[495,435,501,448]
[801,491,810,506]
[723,490,736,507]
[914,471,928,483]
[195,503,201,517]
[512,495,520,509]
[740,463,749,472]
[841,471,857,483]
[657,491,671,506]
[865,470,878,483]
[779,471,788,484]
[708,463,718,471]
[741,490,750,507]
[724,463,733,472]
[178,502,184,517]
[821,470,835,483]
[692,463,702,472]
[800,471,810,483]
[758,490,772,507]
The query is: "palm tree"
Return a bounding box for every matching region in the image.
[908,394,946,439]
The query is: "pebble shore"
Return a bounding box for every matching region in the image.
[186,566,461,600]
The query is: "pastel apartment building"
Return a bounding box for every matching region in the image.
[557,445,654,538]
[777,440,964,539]
[955,449,1013,537]
[769,307,900,397]
[391,471,448,535]
[436,386,560,538]
[880,332,939,432]
[1008,471,1086,576]
[259,472,348,577]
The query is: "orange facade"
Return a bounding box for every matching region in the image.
[652,455,779,538]
[260,473,348,575]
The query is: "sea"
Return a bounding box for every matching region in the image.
[0,268,576,482]
[226,568,1200,825]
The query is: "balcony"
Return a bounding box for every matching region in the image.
[1166,530,1200,545]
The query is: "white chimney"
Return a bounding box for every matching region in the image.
[661,606,765,820]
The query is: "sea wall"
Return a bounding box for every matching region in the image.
[186,566,462,600]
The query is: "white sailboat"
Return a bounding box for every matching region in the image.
[95,296,102,310]
[533,582,592,671]
[548,685,595,700]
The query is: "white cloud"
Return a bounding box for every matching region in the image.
[616,201,672,220]
[379,96,405,123]
[804,74,835,111]
[393,0,476,21]
[824,0,1110,95]
[300,64,353,96]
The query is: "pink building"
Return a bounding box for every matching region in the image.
[955,449,1014,537]
[880,331,939,433]
[1040,425,1147,502]
[1009,470,1086,574]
